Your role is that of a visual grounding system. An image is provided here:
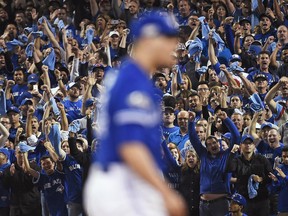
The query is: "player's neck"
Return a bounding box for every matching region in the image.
[132,50,156,76]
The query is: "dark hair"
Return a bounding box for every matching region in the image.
[258,50,270,56]
[282,145,288,153]
[198,81,209,87]
[97,50,108,65]
[215,2,228,17]
[188,92,200,99]
[163,95,176,108]
[40,155,54,162]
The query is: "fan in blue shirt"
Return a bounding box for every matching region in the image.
[23,154,68,216]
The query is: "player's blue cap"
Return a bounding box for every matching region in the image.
[241,134,254,143]
[230,193,247,206]
[131,12,178,40]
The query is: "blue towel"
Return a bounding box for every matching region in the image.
[174,65,184,84]
[199,16,210,40]
[188,37,203,63]
[248,175,259,199]
[6,39,24,51]
[50,97,60,116]
[24,27,33,34]
[42,48,56,71]
[68,120,81,133]
[249,93,265,112]
[86,28,95,45]
[229,62,245,73]
[196,66,208,75]
[25,42,34,58]
[57,20,65,30]
[211,29,225,56]
[31,31,43,38]
[18,34,28,44]
[38,16,55,34]
[19,141,36,153]
[48,124,62,156]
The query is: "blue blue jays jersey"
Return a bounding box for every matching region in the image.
[34,170,67,216]
[62,155,82,204]
[96,59,163,169]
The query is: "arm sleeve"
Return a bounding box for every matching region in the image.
[224,24,235,54]
[188,121,206,157]
[213,62,221,75]
[224,118,241,151]
[161,140,180,169]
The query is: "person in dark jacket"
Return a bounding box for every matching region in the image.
[2,146,41,216]
[179,149,200,216]
[226,134,273,216]
[188,110,241,216]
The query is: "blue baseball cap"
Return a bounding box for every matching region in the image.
[131,12,178,40]
[230,193,246,206]
[241,134,254,143]
[261,122,273,130]
[7,106,20,114]
[28,74,39,84]
[85,98,95,108]
[229,54,242,62]
[20,98,33,107]
[0,148,10,158]
[222,133,231,140]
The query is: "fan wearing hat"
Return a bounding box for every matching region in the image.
[63,82,83,123]
[254,14,277,44]
[153,72,168,93]
[239,18,252,36]
[226,134,273,216]
[162,107,179,141]
[268,25,288,63]
[7,106,25,140]
[108,30,122,60]
[226,193,247,216]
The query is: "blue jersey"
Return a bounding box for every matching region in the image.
[11,84,28,106]
[257,141,283,167]
[34,170,67,216]
[96,59,163,169]
[63,99,83,123]
[62,155,82,204]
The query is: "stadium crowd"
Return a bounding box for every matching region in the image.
[0,0,287,215]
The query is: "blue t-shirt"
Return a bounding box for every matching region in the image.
[34,170,67,216]
[95,59,163,169]
[167,128,189,151]
[162,125,179,141]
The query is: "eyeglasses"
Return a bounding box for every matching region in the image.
[197,88,209,91]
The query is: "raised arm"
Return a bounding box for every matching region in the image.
[219,111,240,150]
[238,72,257,96]
[43,18,60,49]
[23,152,40,179]
[274,0,284,22]
[224,0,235,14]
[264,77,287,113]
[47,123,66,160]
[248,111,262,145]
[82,74,96,115]
[26,107,34,138]
[188,112,206,156]
[57,102,68,131]
[234,30,242,54]
[208,32,218,66]
[270,43,282,68]
[0,122,9,147]
[90,0,99,17]
[188,21,200,41]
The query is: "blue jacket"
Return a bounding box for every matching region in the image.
[189,118,240,194]
[270,164,288,213]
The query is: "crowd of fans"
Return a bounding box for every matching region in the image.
[0,0,287,215]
